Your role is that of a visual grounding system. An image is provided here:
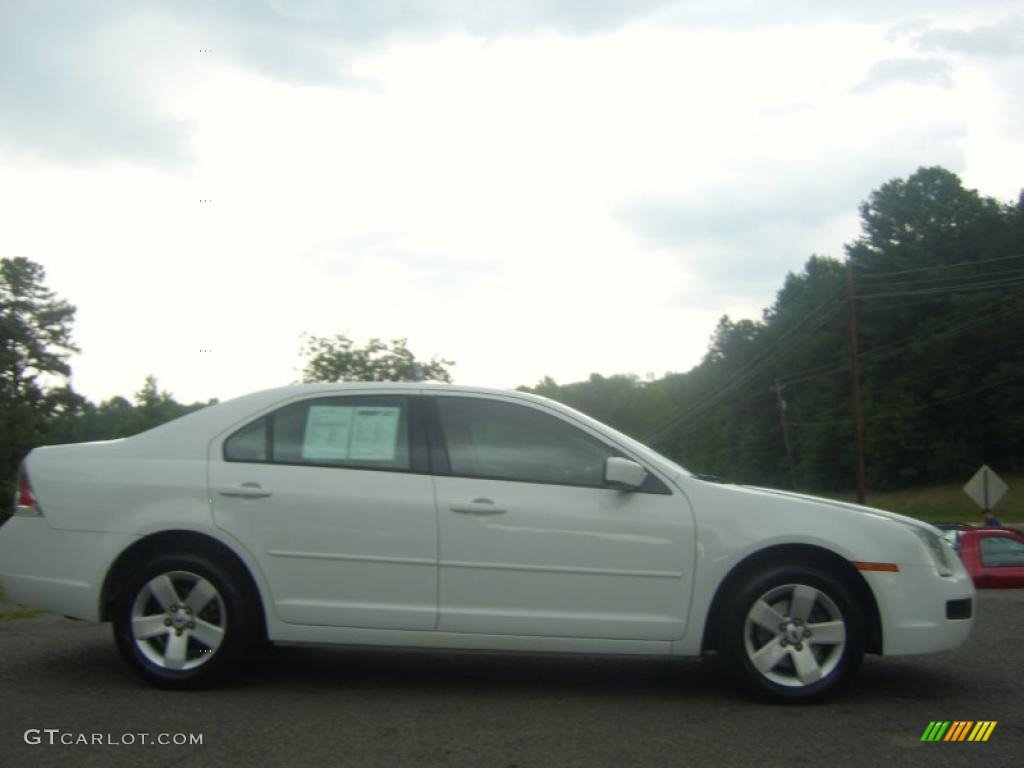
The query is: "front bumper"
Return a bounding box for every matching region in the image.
[862,564,975,655]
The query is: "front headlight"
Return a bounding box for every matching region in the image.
[909,527,954,577]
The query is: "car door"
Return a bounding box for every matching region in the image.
[210,392,438,630]
[977,533,1024,588]
[429,393,695,641]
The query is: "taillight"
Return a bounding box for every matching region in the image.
[13,467,43,517]
[17,472,35,508]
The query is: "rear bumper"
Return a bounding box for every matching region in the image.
[863,564,975,655]
[0,517,137,622]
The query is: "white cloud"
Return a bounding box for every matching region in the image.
[0,5,1021,404]
[853,57,954,91]
[911,14,1024,58]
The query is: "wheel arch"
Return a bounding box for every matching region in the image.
[100,529,268,641]
[700,543,882,655]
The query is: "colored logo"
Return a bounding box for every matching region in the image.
[921,721,997,742]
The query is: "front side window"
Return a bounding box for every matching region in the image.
[436,397,616,487]
[979,535,1024,567]
[224,396,411,471]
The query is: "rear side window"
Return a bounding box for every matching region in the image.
[224,417,268,461]
[224,396,412,471]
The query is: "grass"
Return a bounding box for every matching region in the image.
[821,473,1024,524]
[0,585,42,621]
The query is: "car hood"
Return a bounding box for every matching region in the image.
[732,484,940,533]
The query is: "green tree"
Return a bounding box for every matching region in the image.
[681,316,781,485]
[846,167,1024,488]
[42,378,218,443]
[299,334,454,383]
[510,168,1022,495]
[850,167,1011,268]
[0,257,79,499]
[130,375,191,434]
[93,396,136,438]
[761,256,850,490]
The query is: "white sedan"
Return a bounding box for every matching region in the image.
[0,384,974,701]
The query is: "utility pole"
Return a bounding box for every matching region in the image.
[846,260,867,504]
[771,379,796,490]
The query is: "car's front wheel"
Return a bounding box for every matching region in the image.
[718,564,865,703]
[113,553,257,688]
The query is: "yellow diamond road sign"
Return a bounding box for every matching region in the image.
[963,465,1008,511]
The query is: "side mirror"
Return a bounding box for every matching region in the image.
[605,457,647,490]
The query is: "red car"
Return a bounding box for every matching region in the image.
[940,527,1024,588]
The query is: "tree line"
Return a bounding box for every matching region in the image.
[2,166,1022,501]
[523,167,1024,492]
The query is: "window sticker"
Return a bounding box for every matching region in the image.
[349,407,400,460]
[301,404,401,462]
[301,406,354,460]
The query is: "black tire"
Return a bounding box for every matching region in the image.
[717,564,865,703]
[112,552,258,689]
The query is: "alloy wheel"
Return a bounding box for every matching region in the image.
[742,583,847,688]
[130,570,227,671]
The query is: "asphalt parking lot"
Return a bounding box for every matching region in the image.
[2,590,1021,768]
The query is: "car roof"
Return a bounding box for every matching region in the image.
[117,382,572,455]
[225,381,543,397]
[220,382,565,413]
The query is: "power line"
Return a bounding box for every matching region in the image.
[787,368,1024,428]
[678,428,784,467]
[649,277,1023,445]
[881,369,1024,417]
[858,265,1024,290]
[788,418,851,427]
[845,290,1022,359]
[644,255,1024,453]
[778,288,1024,388]
[858,294,1010,311]
[733,275,1022,393]
[787,333,1024,394]
[856,274,1024,299]
[756,273,1024,457]
[854,252,1024,279]
[779,362,849,387]
[641,290,843,446]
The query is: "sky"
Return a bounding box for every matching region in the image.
[1,1,1022,405]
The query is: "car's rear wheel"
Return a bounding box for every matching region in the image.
[113,553,257,688]
[718,564,864,703]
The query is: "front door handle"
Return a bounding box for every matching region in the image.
[450,498,506,515]
[218,482,273,499]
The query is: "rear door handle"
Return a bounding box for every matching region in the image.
[218,482,273,499]
[450,498,506,515]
